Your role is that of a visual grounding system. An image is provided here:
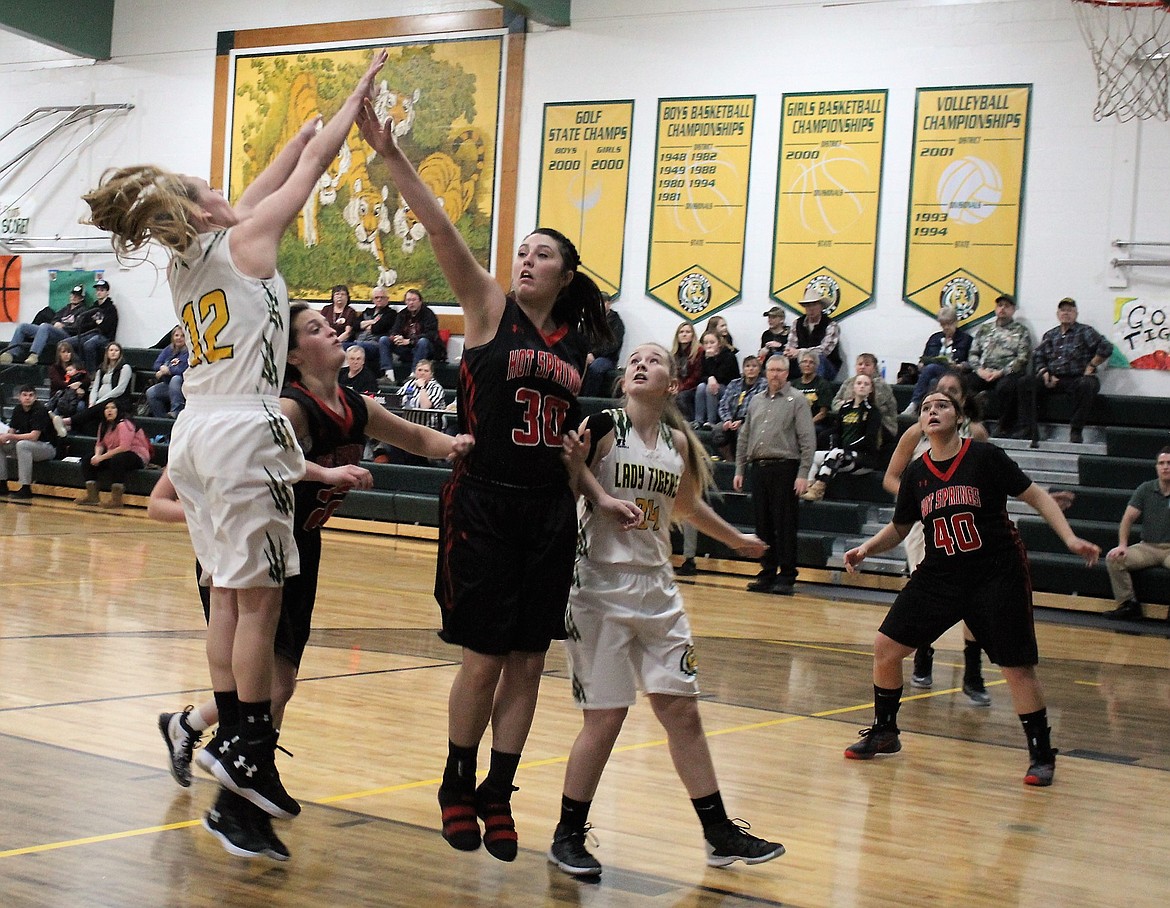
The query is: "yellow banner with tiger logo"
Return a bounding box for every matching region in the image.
[646,96,755,321]
[536,101,634,298]
[771,90,887,322]
[904,84,1031,327]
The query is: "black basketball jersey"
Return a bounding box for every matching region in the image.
[282,382,370,533]
[894,439,1031,570]
[456,295,587,488]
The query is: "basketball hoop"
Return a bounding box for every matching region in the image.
[1072,0,1170,120]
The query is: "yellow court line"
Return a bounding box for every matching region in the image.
[1074,680,1101,687]
[0,669,1008,857]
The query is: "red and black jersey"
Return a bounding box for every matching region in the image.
[282,382,370,533]
[894,439,1031,571]
[456,295,587,488]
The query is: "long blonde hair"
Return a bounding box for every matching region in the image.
[82,165,203,258]
[626,343,715,500]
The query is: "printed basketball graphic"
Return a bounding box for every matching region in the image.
[787,151,870,235]
[937,156,1002,225]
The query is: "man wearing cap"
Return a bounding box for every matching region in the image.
[784,288,842,379]
[1,285,90,365]
[77,279,120,373]
[758,306,790,365]
[966,293,1031,437]
[1015,297,1111,444]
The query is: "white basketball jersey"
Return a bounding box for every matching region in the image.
[579,409,685,568]
[170,229,289,399]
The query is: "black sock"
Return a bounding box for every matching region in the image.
[1019,708,1053,760]
[874,684,903,730]
[213,690,240,730]
[559,795,592,830]
[442,741,478,792]
[963,640,984,685]
[238,700,274,742]
[483,748,521,796]
[691,791,728,830]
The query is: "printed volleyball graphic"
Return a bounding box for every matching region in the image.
[937,156,1002,225]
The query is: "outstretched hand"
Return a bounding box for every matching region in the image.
[561,426,591,474]
[322,464,373,491]
[447,433,475,462]
[843,546,866,573]
[357,97,397,159]
[1068,537,1101,567]
[733,534,767,560]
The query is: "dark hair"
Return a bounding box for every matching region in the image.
[529,227,612,345]
[99,397,129,433]
[404,288,423,302]
[331,285,350,301]
[927,368,980,421]
[1158,445,1170,458]
[996,294,1016,306]
[18,384,37,394]
[285,302,311,385]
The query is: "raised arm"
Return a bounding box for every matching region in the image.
[231,51,387,277]
[673,432,765,558]
[357,99,504,344]
[883,424,922,498]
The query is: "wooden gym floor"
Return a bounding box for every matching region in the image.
[1,498,1167,907]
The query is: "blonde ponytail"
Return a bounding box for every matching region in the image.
[82,165,202,258]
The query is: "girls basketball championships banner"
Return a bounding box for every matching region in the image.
[903,84,1031,327]
[1113,297,1170,370]
[646,96,755,321]
[214,11,518,305]
[536,101,634,298]
[771,90,887,321]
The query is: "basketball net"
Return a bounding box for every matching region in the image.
[1072,0,1170,120]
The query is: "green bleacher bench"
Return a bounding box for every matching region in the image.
[1079,455,1154,491]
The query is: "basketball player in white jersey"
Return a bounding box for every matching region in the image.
[82,51,387,841]
[548,343,784,877]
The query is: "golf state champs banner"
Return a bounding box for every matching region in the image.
[647,96,755,320]
[536,100,634,297]
[771,90,887,321]
[904,84,1031,326]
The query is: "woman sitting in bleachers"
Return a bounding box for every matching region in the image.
[146,327,190,418]
[671,322,703,421]
[76,398,150,508]
[802,372,884,501]
[57,341,133,437]
[47,340,89,420]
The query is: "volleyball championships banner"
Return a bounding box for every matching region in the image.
[903,84,1031,327]
[771,90,887,321]
[536,100,634,298]
[1113,297,1170,370]
[646,96,755,321]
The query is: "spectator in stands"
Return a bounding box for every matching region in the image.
[47,340,89,420]
[352,286,397,376]
[1103,446,1170,621]
[339,344,379,396]
[1014,297,1112,444]
[581,293,625,397]
[61,341,133,436]
[1,285,89,365]
[77,279,120,372]
[146,326,190,418]
[401,359,446,411]
[903,306,972,417]
[384,288,443,380]
[789,351,833,449]
[711,354,765,461]
[671,322,703,421]
[321,285,360,346]
[693,330,740,429]
[785,288,842,379]
[703,314,737,354]
[832,353,898,442]
[758,306,790,364]
[0,385,57,500]
[76,398,150,508]
[802,372,884,501]
[966,293,1031,437]
[734,355,816,595]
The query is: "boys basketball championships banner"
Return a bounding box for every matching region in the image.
[646,96,755,320]
[1113,297,1170,370]
[903,84,1031,326]
[536,101,634,298]
[771,90,887,321]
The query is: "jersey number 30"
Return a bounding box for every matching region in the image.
[181,290,235,367]
[931,511,983,556]
[513,388,570,447]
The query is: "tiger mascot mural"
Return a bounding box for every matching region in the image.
[374,83,420,138]
[394,128,486,254]
[341,136,397,288]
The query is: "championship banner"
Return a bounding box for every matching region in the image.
[536,101,634,298]
[647,96,755,320]
[771,90,887,321]
[903,84,1031,327]
[1113,296,1170,370]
